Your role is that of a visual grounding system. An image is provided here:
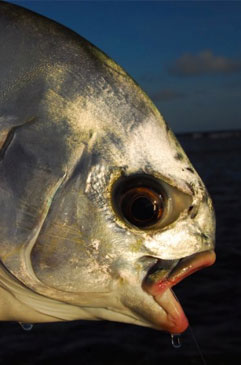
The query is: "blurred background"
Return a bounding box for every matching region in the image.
[1,1,241,364]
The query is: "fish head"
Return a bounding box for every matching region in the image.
[0,2,215,333]
[28,53,215,333]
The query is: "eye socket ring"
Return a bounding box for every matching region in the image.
[112,173,193,231]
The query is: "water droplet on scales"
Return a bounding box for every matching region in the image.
[171,333,182,348]
[19,322,33,331]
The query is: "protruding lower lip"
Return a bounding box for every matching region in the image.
[143,250,216,333]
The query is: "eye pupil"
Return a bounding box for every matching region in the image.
[131,196,156,222]
[120,186,164,228]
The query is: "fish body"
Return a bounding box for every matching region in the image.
[0,2,215,333]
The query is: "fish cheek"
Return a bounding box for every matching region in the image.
[30,186,113,293]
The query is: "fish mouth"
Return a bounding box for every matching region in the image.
[142,250,216,333]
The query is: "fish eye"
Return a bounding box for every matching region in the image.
[120,186,164,227]
[112,174,168,229]
[111,174,192,230]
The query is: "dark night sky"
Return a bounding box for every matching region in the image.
[9,1,241,133]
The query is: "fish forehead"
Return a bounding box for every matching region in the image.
[95,117,196,191]
[55,65,199,195]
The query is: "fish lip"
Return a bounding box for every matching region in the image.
[142,250,216,333]
[144,250,216,296]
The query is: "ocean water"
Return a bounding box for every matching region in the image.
[0,131,240,365]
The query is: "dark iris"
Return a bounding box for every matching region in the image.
[120,186,163,228]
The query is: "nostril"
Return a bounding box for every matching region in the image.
[188,205,198,219]
[188,205,193,213]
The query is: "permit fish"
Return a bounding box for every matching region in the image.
[0,2,215,334]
